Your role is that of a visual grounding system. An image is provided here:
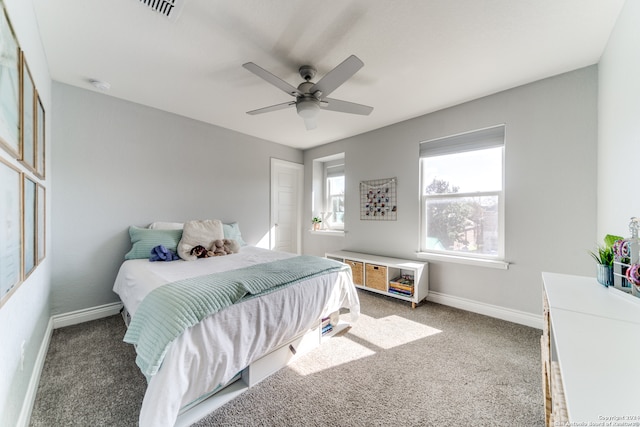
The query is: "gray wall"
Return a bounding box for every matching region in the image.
[51,83,302,314]
[304,66,598,317]
[598,0,640,238]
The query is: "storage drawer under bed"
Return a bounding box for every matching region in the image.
[242,324,320,386]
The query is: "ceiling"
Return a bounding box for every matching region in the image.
[32,0,625,150]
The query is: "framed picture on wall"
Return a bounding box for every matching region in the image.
[23,175,36,278]
[0,6,21,158]
[0,158,22,307]
[35,95,45,178]
[19,51,36,173]
[37,183,45,263]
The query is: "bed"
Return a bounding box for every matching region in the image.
[112,222,359,427]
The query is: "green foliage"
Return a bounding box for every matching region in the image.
[604,234,623,248]
[425,178,474,250]
[589,246,614,266]
[425,178,459,195]
[589,234,623,266]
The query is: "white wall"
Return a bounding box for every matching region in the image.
[304,66,598,318]
[0,1,52,426]
[598,0,640,239]
[51,83,302,314]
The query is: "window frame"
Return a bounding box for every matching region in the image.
[418,125,507,268]
[311,153,345,236]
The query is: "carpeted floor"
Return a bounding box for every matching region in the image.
[29,314,146,426]
[30,290,545,426]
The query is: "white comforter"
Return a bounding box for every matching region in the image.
[112,246,359,427]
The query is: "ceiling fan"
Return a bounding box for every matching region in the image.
[242,55,373,130]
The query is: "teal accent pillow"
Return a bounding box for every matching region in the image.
[125,226,183,260]
[223,222,247,246]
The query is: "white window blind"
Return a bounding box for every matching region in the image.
[325,161,345,178]
[420,125,505,157]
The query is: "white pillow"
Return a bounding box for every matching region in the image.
[177,219,224,261]
[148,221,184,230]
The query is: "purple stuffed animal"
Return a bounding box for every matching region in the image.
[150,245,179,262]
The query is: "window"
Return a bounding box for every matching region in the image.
[324,161,345,230]
[311,153,345,233]
[419,126,505,261]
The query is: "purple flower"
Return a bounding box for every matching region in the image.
[613,240,623,256]
[613,239,630,259]
[625,263,640,286]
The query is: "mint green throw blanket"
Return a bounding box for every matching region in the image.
[124,255,346,377]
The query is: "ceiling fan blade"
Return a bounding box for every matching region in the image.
[310,55,364,98]
[243,62,302,97]
[322,98,373,115]
[246,101,296,115]
[303,117,317,130]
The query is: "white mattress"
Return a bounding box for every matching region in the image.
[113,246,298,317]
[112,246,359,427]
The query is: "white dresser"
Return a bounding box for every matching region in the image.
[541,272,640,425]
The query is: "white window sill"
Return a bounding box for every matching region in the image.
[309,229,345,237]
[416,252,509,270]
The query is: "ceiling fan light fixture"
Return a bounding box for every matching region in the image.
[243,55,373,129]
[296,99,319,119]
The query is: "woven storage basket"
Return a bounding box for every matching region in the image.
[344,259,363,285]
[365,264,387,291]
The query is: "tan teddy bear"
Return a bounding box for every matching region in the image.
[222,238,241,254]
[210,239,240,256]
[211,239,227,256]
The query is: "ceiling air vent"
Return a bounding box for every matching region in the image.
[138,0,184,22]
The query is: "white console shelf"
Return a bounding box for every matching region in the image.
[326,250,428,308]
[541,272,640,425]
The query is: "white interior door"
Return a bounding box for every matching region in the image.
[270,158,303,254]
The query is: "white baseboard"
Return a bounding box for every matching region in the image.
[52,302,123,329]
[426,291,543,329]
[16,317,53,427]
